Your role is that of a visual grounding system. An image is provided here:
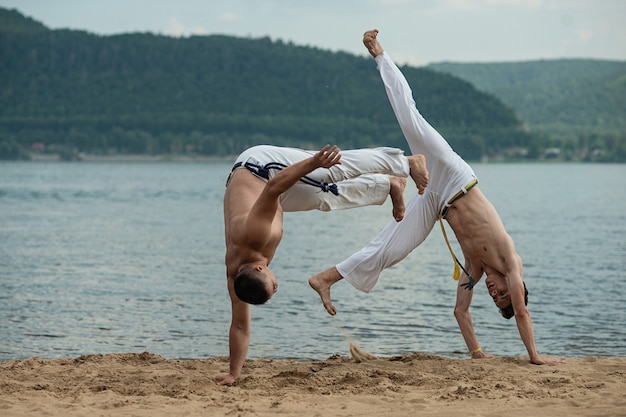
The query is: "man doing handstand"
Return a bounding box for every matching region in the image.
[219,143,429,385]
[309,30,563,366]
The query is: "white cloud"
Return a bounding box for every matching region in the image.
[577,29,593,43]
[428,0,474,11]
[163,17,208,37]
[485,0,542,8]
[371,0,419,5]
[219,12,241,23]
[441,0,543,10]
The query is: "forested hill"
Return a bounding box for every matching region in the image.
[427,60,626,139]
[0,8,555,161]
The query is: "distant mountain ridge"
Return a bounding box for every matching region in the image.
[427,60,626,136]
[1,7,623,161]
[0,7,47,32]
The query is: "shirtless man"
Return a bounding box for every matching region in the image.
[219,143,429,385]
[309,30,563,365]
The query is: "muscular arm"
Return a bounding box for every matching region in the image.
[506,259,542,362]
[506,256,564,365]
[245,145,341,249]
[453,274,492,359]
[513,302,564,364]
[217,279,251,385]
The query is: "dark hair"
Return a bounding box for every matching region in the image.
[499,281,529,320]
[233,267,271,305]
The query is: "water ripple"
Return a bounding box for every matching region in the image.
[1,162,625,361]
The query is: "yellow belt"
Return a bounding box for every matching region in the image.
[439,178,478,281]
[440,178,478,218]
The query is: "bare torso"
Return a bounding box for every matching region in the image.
[444,187,521,281]
[224,169,284,279]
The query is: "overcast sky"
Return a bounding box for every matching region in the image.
[2,0,625,66]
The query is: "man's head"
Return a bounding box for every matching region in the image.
[498,282,528,319]
[233,264,278,305]
[485,275,528,319]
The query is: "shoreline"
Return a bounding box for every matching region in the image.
[2,352,625,417]
[8,152,620,164]
[25,153,236,163]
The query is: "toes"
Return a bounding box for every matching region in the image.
[324,303,336,316]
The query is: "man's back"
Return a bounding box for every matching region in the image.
[224,169,283,280]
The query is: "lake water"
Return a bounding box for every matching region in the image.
[1,161,625,362]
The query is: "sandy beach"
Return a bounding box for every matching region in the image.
[1,351,624,417]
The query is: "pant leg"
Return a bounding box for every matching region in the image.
[280,173,390,212]
[335,53,474,292]
[304,146,409,183]
[375,53,453,158]
[279,146,410,212]
[337,191,439,292]
[236,145,409,182]
[376,52,477,195]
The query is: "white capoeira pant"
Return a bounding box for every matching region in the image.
[337,52,478,293]
[229,145,411,212]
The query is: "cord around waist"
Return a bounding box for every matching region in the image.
[440,178,478,218]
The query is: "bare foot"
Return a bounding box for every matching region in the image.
[308,267,343,316]
[407,154,429,194]
[363,29,384,58]
[389,176,406,221]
